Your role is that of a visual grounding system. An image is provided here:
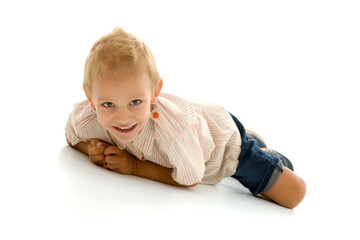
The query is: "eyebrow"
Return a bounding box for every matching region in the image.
[96,95,147,103]
[96,98,113,103]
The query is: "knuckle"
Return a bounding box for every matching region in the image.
[107,146,117,151]
[104,146,114,155]
[89,147,97,155]
[93,147,104,155]
[96,154,105,160]
[92,154,105,164]
[105,155,113,163]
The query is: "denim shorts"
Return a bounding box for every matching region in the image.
[230,113,283,196]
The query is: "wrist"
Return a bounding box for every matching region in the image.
[132,156,138,175]
[73,141,90,156]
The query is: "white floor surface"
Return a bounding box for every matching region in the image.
[1,1,359,239]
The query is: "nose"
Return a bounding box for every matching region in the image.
[114,108,132,124]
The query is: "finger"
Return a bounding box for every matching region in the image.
[106,161,122,170]
[94,139,111,147]
[106,163,116,170]
[104,146,122,156]
[90,139,101,147]
[90,154,106,164]
[105,155,122,164]
[90,144,108,156]
[90,139,110,149]
[101,164,108,169]
[95,159,107,166]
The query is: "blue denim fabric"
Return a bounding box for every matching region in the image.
[230,113,283,196]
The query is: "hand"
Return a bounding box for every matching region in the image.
[88,139,110,169]
[104,146,137,175]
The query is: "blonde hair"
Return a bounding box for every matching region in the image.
[83,27,160,95]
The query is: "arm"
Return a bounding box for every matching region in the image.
[133,159,198,188]
[68,141,198,188]
[104,146,198,188]
[70,141,89,155]
[261,167,306,209]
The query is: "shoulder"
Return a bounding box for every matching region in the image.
[156,93,199,126]
[157,93,197,119]
[66,100,109,144]
[152,93,198,142]
[69,100,98,129]
[195,102,235,129]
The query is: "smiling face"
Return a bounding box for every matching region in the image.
[85,72,162,143]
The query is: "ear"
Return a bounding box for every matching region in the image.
[151,78,163,104]
[83,84,96,110]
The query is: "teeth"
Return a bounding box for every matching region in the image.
[118,126,133,130]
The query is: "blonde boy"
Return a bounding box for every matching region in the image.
[66,27,306,208]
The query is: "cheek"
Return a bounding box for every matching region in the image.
[96,111,111,127]
[136,104,151,121]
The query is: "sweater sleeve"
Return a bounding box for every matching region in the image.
[64,100,114,146]
[163,126,206,186]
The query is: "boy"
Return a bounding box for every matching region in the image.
[66,27,306,209]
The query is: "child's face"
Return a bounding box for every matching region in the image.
[87,72,161,143]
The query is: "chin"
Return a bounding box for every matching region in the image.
[113,133,136,143]
[111,128,139,143]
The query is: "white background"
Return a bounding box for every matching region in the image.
[1,0,359,239]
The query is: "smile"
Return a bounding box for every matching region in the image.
[113,124,137,134]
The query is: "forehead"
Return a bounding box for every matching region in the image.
[92,71,152,99]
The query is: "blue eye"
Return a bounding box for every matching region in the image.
[130,99,142,106]
[103,102,115,108]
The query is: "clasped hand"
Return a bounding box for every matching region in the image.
[88,139,136,175]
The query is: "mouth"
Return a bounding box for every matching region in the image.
[113,124,137,134]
